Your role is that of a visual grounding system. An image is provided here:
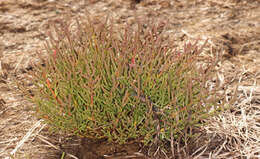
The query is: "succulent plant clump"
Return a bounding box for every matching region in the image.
[28,19,225,154]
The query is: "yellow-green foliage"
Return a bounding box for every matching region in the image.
[29,20,223,148]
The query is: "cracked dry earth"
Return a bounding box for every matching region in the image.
[0,0,260,159]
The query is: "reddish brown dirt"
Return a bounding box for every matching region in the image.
[78,138,146,159]
[0,0,260,159]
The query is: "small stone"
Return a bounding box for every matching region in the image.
[159,1,171,9]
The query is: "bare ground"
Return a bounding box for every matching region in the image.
[0,0,260,158]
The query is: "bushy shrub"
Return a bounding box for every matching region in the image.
[28,19,224,152]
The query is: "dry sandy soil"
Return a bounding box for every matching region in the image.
[0,0,260,158]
